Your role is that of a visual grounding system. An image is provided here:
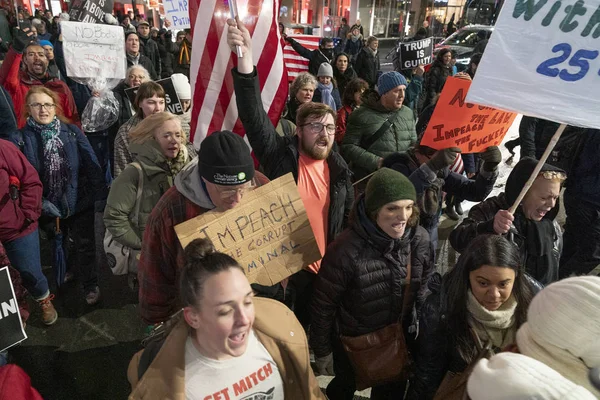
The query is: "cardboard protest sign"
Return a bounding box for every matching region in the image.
[0,267,27,352]
[125,77,184,115]
[399,37,434,69]
[61,21,126,80]
[69,0,114,24]
[466,0,600,129]
[175,173,322,286]
[163,0,191,29]
[421,77,517,153]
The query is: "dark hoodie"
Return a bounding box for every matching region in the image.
[450,157,564,285]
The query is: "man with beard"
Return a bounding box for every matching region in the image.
[284,35,335,76]
[125,31,158,80]
[228,17,353,328]
[0,28,78,127]
[136,21,161,79]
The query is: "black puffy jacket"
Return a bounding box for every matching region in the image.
[310,197,433,358]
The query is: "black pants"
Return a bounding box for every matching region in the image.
[326,336,408,400]
[41,208,98,292]
[560,194,600,277]
[287,269,316,329]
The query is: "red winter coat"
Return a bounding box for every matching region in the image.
[0,48,79,128]
[0,139,42,242]
[0,365,43,400]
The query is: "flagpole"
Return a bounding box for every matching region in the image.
[228,0,244,58]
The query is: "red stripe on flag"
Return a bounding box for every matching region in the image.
[283,35,320,81]
[188,0,288,150]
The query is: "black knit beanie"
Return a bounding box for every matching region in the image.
[365,168,417,215]
[198,131,255,185]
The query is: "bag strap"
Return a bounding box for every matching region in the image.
[130,162,144,226]
[399,250,412,322]
[362,115,393,150]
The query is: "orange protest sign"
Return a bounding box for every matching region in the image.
[420,77,518,153]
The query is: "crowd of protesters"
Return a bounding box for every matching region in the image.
[0,6,599,400]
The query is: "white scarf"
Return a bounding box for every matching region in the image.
[467,290,517,350]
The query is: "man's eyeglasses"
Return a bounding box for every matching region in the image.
[129,74,145,80]
[28,103,55,110]
[301,122,336,135]
[215,182,256,199]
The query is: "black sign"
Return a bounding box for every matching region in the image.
[399,37,434,69]
[0,267,27,352]
[125,77,184,115]
[69,0,115,24]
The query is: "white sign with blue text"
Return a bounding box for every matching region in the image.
[466,0,600,129]
[164,0,191,30]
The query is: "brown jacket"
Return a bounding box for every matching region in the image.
[127,297,326,400]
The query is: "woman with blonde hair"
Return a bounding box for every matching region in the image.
[104,112,192,270]
[284,72,317,123]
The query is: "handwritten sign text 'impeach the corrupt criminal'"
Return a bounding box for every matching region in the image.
[175,174,321,286]
[420,77,517,153]
[61,21,126,80]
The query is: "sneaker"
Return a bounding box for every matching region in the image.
[38,294,58,326]
[85,286,101,305]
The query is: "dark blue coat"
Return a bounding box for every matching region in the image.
[0,86,17,133]
[6,121,104,218]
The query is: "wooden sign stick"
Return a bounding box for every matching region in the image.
[508,123,567,214]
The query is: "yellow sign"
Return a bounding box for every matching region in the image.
[175,173,321,286]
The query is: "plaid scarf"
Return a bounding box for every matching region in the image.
[27,116,71,207]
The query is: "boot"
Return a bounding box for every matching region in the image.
[445,205,460,221]
[38,294,58,326]
[455,200,464,216]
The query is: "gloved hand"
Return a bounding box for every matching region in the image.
[480,146,502,172]
[314,353,334,376]
[427,147,461,172]
[11,27,36,53]
[42,199,62,218]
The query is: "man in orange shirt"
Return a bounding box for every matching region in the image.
[229,18,354,328]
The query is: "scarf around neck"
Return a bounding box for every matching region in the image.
[318,81,336,110]
[127,52,140,65]
[27,116,71,208]
[467,290,517,350]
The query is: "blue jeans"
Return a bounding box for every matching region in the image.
[4,229,50,300]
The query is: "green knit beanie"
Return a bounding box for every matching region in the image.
[365,168,417,215]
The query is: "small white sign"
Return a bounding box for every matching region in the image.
[61,21,126,80]
[163,0,191,30]
[466,0,600,129]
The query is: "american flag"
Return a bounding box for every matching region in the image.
[188,0,288,149]
[283,35,321,82]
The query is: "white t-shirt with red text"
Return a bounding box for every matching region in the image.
[184,330,285,400]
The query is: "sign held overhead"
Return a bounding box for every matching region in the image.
[399,37,434,69]
[420,77,517,153]
[466,0,600,129]
[61,21,126,80]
